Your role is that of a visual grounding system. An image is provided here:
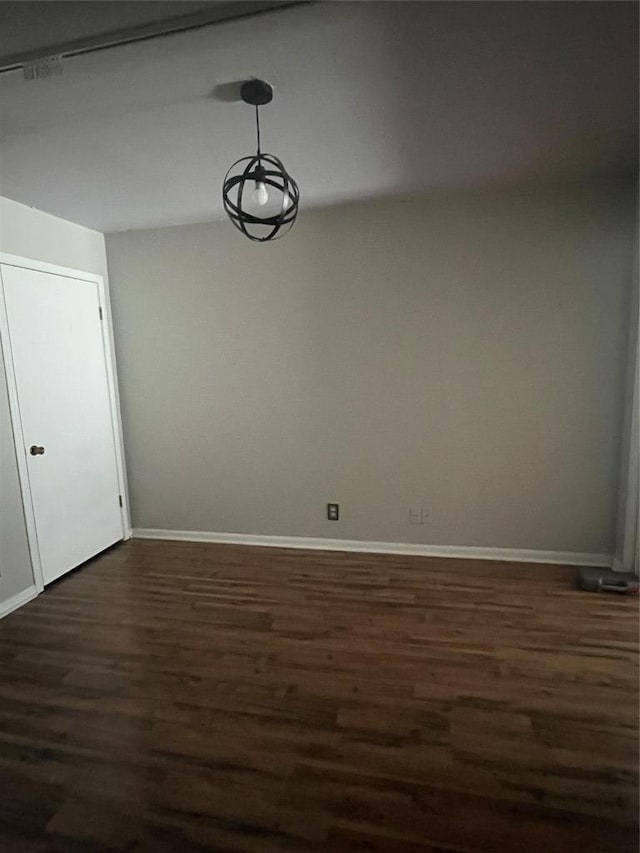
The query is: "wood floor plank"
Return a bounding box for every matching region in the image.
[0,539,637,852]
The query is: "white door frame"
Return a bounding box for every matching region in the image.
[0,252,131,592]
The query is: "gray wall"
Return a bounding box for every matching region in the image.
[106,181,637,555]
[0,195,112,602]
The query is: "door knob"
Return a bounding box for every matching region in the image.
[29,445,45,456]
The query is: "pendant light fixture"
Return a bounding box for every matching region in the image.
[222,79,300,242]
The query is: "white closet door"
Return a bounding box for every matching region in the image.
[1,263,124,585]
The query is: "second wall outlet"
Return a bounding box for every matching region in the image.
[409,507,429,524]
[327,503,339,521]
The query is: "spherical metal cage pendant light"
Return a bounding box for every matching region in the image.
[222,80,300,242]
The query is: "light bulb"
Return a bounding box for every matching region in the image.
[253,182,269,206]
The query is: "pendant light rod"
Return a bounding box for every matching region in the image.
[256,106,262,157]
[241,79,272,157]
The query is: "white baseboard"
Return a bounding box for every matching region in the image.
[132,528,611,568]
[0,584,38,619]
[611,557,639,574]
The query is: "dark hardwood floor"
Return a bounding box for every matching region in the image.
[0,539,637,853]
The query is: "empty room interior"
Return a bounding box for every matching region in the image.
[0,1,638,851]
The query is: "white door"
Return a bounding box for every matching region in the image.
[1,263,124,585]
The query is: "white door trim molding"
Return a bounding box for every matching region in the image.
[133,528,611,567]
[0,584,38,619]
[0,252,131,594]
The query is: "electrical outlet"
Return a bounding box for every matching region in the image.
[409,507,429,524]
[327,503,339,521]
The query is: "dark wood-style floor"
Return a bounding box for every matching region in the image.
[0,539,637,853]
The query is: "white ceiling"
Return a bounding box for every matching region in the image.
[0,1,637,234]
